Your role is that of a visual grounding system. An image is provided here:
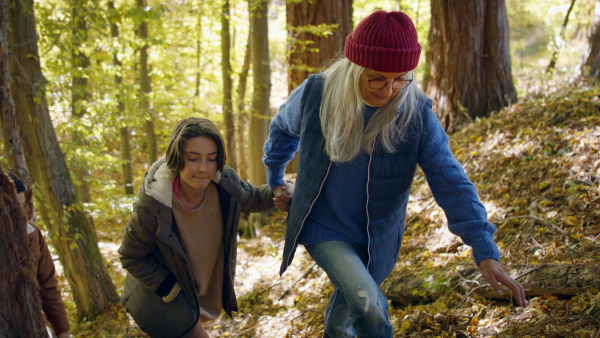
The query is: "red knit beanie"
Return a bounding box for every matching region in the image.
[344,10,421,72]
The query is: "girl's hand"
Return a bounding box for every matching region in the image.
[273,180,294,212]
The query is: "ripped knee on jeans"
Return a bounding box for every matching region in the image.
[357,288,370,313]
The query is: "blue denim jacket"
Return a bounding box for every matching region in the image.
[263,74,500,284]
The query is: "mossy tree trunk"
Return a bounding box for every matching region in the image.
[9,0,118,321]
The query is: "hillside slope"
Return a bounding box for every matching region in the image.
[72,85,600,337]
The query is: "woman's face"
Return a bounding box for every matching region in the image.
[360,69,411,107]
[179,136,219,191]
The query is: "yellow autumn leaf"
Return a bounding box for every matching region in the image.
[434,301,447,311]
[400,321,411,331]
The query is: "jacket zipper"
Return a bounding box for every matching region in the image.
[365,138,377,272]
[286,161,333,267]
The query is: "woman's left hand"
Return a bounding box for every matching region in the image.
[479,258,528,306]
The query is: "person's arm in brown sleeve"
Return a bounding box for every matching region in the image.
[33,226,71,335]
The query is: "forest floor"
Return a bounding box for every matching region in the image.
[64,83,600,337]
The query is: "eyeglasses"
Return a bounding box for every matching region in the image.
[367,72,413,90]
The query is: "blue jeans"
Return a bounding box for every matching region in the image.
[305,241,393,338]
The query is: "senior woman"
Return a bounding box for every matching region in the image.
[264,10,527,338]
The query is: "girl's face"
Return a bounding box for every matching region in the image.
[179,136,219,191]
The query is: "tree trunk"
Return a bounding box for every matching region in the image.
[194,2,203,106]
[69,0,92,203]
[109,0,134,195]
[383,264,600,306]
[9,0,118,321]
[245,0,271,238]
[0,173,47,337]
[583,0,600,79]
[286,0,353,93]
[248,0,270,187]
[222,0,237,169]
[138,0,157,165]
[0,0,28,185]
[285,0,353,174]
[547,0,577,73]
[0,4,43,333]
[426,0,517,133]
[236,34,251,181]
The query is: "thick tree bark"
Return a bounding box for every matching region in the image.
[285,0,353,173]
[426,0,517,133]
[0,3,44,333]
[137,0,157,165]
[286,0,353,93]
[0,0,28,185]
[584,0,600,79]
[383,264,600,306]
[0,173,47,337]
[69,0,92,203]
[9,0,118,321]
[109,0,134,195]
[222,0,237,169]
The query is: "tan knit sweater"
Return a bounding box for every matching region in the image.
[172,181,224,321]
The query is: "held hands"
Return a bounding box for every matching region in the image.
[273,180,295,212]
[479,258,528,306]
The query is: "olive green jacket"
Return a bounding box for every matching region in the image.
[119,156,274,337]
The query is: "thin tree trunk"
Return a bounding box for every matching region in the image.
[426,0,517,133]
[9,0,118,321]
[194,1,203,103]
[70,0,92,203]
[137,0,157,164]
[222,0,236,169]
[109,0,134,195]
[245,0,271,238]
[583,0,600,79]
[236,35,251,181]
[547,0,577,73]
[248,0,270,186]
[0,173,47,337]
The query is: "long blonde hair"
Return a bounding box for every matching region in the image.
[320,57,420,162]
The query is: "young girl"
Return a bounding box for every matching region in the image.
[119,117,278,337]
